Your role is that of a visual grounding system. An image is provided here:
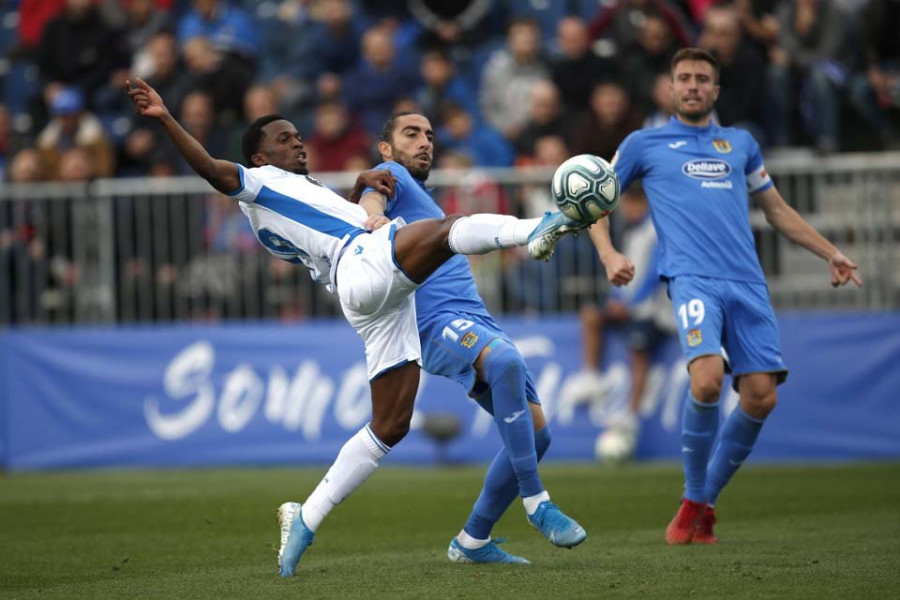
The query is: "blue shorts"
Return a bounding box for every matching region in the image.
[418,312,540,414]
[667,275,788,391]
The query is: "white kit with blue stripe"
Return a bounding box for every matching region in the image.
[229,163,422,379]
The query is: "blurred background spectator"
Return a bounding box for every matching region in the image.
[36,87,115,179]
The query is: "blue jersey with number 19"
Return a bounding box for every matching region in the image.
[613,117,773,284]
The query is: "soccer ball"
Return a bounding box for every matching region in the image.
[551,154,620,223]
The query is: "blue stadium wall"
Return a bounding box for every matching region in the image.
[1,313,899,471]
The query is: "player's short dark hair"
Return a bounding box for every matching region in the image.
[242,114,287,166]
[670,48,720,83]
[378,111,427,145]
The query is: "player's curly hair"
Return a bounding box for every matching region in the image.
[670,48,720,83]
[242,114,287,166]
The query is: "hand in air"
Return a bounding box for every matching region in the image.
[125,77,168,119]
[604,251,635,286]
[828,251,863,288]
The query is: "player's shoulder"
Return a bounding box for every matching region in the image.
[712,124,758,147]
[375,161,411,180]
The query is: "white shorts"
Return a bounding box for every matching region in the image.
[336,221,422,380]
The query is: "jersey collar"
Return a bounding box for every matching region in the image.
[669,115,714,134]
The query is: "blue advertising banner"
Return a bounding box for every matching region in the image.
[1,313,899,471]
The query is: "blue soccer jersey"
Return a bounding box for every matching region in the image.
[613,117,774,284]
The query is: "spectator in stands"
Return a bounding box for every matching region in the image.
[306,101,371,172]
[643,71,676,128]
[343,26,420,136]
[36,88,115,179]
[480,17,549,141]
[570,81,643,160]
[439,102,515,168]
[306,0,367,77]
[551,16,617,112]
[733,0,780,59]
[134,32,188,111]
[120,0,172,55]
[514,80,572,159]
[176,0,260,61]
[57,147,95,182]
[6,148,45,184]
[15,0,65,55]
[416,48,480,126]
[407,0,501,49]
[181,36,253,126]
[521,134,571,217]
[849,0,900,149]
[698,6,766,142]
[588,0,693,54]
[767,0,852,152]
[619,13,681,111]
[577,184,675,462]
[37,0,129,110]
[173,91,226,174]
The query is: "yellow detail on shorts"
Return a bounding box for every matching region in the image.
[687,329,703,347]
[461,332,479,349]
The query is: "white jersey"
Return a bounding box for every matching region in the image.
[228,164,368,291]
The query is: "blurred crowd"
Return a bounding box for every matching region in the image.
[1,0,899,186]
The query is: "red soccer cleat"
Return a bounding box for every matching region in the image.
[665,498,705,545]
[692,505,718,544]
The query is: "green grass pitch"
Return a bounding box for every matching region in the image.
[1,463,898,599]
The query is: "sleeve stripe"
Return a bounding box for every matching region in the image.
[746,164,772,193]
[225,164,246,197]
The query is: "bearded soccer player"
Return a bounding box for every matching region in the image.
[589,48,862,544]
[357,112,587,564]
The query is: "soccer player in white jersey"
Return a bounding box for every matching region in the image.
[589,49,862,544]
[126,77,587,576]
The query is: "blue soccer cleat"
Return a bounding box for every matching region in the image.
[527,501,587,548]
[447,537,531,564]
[277,502,315,576]
[526,211,589,261]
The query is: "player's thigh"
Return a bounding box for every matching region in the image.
[722,281,788,391]
[667,276,725,366]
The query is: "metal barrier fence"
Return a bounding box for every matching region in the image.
[1,153,898,326]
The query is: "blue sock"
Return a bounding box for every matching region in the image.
[705,405,764,505]
[681,393,719,503]
[480,342,543,497]
[465,426,552,540]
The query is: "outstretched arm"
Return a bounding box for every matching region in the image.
[126,77,240,195]
[589,217,635,286]
[754,186,862,287]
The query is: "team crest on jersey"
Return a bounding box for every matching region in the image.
[305,175,325,187]
[461,332,479,349]
[712,139,732,153]
[687,329,703,347]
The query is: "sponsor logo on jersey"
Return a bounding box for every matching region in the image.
[461,331,479,349]
[701,180,733,189]
[682,159,732,180]
[687,328,703,347]
[712,139,732,153]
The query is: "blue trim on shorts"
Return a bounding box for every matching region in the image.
[369,357,414,382]
[388,224,417,285]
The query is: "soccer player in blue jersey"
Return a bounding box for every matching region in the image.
[589,48,862,545]
[127,78,586,575]
[357,112,587,564]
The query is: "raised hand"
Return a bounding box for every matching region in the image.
[125,77,168,120]
[351,169,396,203]
[829,251,863,288]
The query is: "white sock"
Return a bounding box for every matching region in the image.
[457,529,490,549]
[523,490,551,515]
[448,214,542,255]
[301,423,390,532]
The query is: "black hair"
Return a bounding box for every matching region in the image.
[671,48,720,84]
[242,114,287,166]
[378,111,428,145]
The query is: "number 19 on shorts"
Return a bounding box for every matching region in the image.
[677,299,705,329]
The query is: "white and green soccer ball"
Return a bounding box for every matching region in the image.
[551,154,620,223]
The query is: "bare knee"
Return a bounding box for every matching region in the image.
[370,412,412,447]
[738,374,778,420]
[580,304,603,329]
[688,356,725,403]
[369,363,419,446]
[691,377,723,403]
